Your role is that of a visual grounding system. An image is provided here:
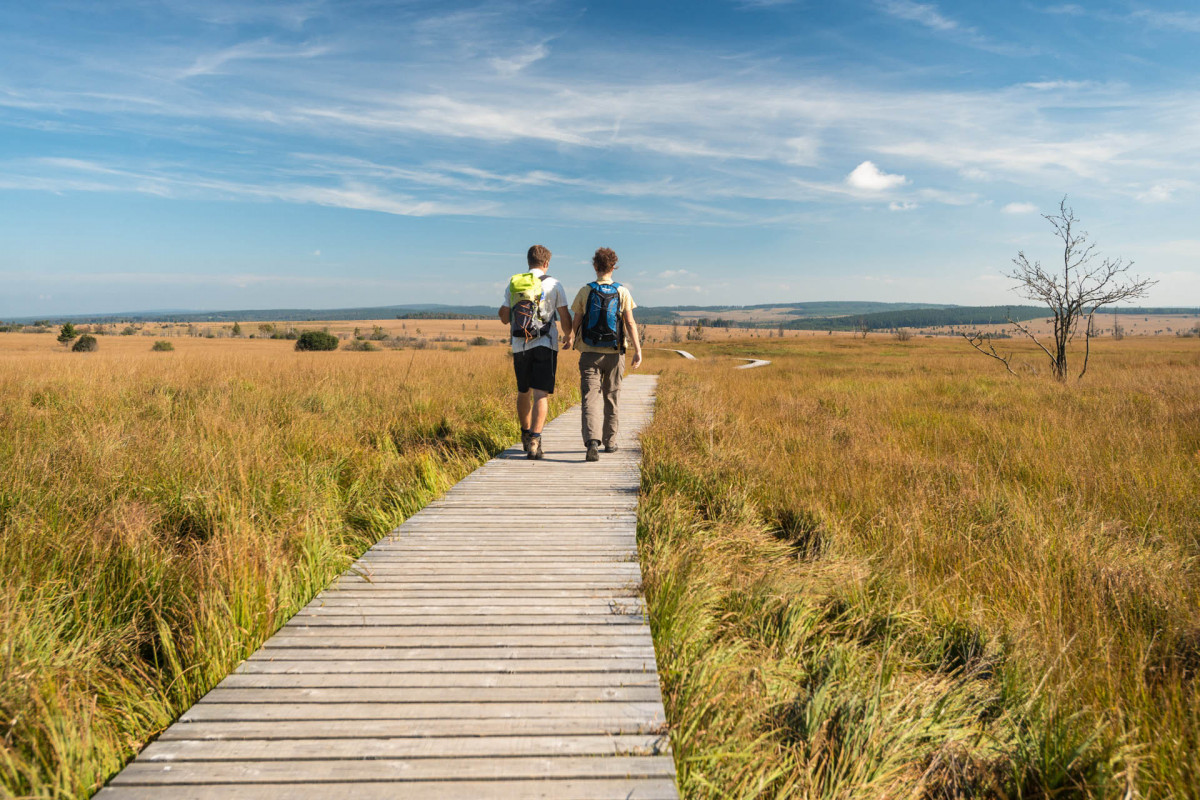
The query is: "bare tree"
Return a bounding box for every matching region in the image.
[1003,197,1154,380]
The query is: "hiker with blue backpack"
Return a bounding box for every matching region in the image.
[570,247,643,463]
[499,244,573,460]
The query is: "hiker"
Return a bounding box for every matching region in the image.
[571,247,642,462]
[499,245,572,460]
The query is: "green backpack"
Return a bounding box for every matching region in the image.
[508,272,553,341]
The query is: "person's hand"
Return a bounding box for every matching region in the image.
[563,334,574,351]
[632,351,643,369]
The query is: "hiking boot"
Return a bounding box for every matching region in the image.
[521,431,533,453]
[604,442,619,453]
[528,436,544,460]
[586,441,600,462]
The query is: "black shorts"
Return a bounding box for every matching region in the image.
[513,346,557,394]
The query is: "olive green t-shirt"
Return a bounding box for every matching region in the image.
[571,278,636,354]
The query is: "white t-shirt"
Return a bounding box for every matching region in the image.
[500,269,568,353]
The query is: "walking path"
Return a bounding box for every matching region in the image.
[100,375,678,800]
[658,348,771,369]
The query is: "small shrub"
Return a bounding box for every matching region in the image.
[344,339,379,352]
[151,341,174,352]
[121,326,137,336]
[295,331,339,351]
[71,334,98,352]
[469,336,491,346]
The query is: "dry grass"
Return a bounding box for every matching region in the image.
[0,335,578,798]
[639,336,1200,798]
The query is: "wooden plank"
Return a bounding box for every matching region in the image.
[290,615,647,626]
[250,648,657,661]
[156,717,669,740]
[98,778,680,799]
[218,672,661,689]
[234,657,661,674]
[180,701,668,722]
[199,686,662,703]
[137,734,670,761]
[274,624,651,636]
[110,756,675,784]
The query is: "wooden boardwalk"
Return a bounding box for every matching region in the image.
[99,374,678,799]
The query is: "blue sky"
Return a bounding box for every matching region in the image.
[2,0,1198,316]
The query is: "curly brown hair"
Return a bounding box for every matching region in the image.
[527,244,551,268]
[592,247,618,273]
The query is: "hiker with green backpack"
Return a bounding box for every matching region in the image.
[499,244,573,460]
[570,247,643,462]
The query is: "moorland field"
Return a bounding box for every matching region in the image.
[1,328,1198,798]
[640,336,1200,798]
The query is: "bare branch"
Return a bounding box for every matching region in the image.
[962,331,1016,376]
[1008,315,1057,367]
[1078,314,1094,380]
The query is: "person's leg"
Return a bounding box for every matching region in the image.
[530,390,550,433]
[517,390,533,430]
[601,352,625,450]
[579,352,603,446]
[526,347,557,459]
[513,351,534,450]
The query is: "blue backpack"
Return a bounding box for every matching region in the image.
[582,282,624,350]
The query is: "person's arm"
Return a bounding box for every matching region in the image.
[557,306,573,350]
[623,307,642,368]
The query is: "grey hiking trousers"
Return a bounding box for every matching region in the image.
[579,351,625,446]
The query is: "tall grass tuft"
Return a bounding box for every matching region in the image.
[639,337,1199,798]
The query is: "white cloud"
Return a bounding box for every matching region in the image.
[178,39,331,79]
[785,136,820,166]
[1002,201,1038,214]
[878,0,960,32]
[889,200,918,211]
[1132,10,1200,33]
[490,42,549,76]
[1022,80,1095,91]
[1135,183,1185,203]
[846,161,908,191]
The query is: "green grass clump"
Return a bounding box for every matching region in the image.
[150,341,173,352]
[70,335,97,353]
[640,337,1200,798]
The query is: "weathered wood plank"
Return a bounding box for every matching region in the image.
[179,701,668,722]
[234,657,661,674]
[156,717,669,740]
[138,734,670,761]
[98,778,680,799]
[110,755,675,784]
[200,686,662,704]
[218,672,661,689]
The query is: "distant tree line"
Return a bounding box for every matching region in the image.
[785,306,1049,332]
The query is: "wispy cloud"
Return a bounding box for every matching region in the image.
[178,39,331,79]
[876,0,1032,54]
[878,0,961,32]
[1002,201,1038,214]
[490,42,550,75]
